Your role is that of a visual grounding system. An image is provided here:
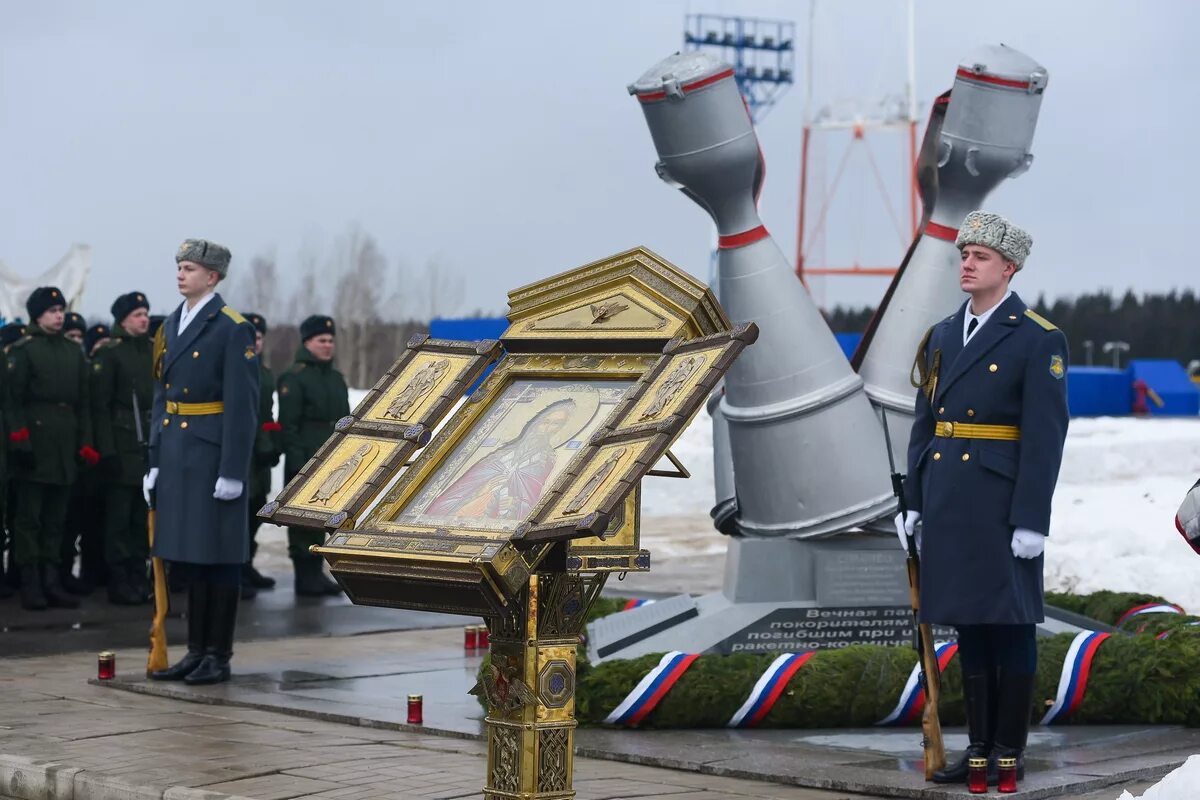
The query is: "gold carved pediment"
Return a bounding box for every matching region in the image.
[502,247,729,347]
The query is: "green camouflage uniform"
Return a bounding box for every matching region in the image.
[91,326,153,567]
[278,346,349,560]
[5,326,94,565]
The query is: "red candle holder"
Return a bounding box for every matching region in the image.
[997,756,1019,793]
[407,694,423,724]
[966,757,988,794]
[477,624,490,649]
[97,651,116,681]
[464,625,478,650]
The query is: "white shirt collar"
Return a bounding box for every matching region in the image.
[178,292,218,335]
[963,289,1012,344]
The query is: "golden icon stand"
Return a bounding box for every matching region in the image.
[260,247,756,799]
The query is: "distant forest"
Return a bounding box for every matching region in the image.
[825,290,1200,368]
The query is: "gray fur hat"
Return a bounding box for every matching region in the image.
[175,238,232,277]
[955,211,1032,270]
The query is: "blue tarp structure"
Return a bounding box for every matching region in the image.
[1066,367,1130,417]
[835,332,862,360]
[1127,359,1200,416]
[428,317,508,395]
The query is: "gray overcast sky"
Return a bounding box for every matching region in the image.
[1,1,1195,322]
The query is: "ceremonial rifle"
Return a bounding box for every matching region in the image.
[880,408,945,778]
[134,391,169,675]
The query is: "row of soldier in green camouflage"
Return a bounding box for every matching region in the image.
[0,289,351,607]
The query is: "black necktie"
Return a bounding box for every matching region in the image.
[966,317,979,341]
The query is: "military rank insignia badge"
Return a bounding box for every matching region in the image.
[1049,354,1065,379]
[244,347,256,361]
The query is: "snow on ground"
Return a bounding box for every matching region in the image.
[635,412,1200,610]
[1117,754,1200,799]
[259,388,1200,611]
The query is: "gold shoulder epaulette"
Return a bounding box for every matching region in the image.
[221,306,248,325]
[11,335,32,349]
[100,338,122,349]
[287,363,306,374]
[1024,309,1057,331]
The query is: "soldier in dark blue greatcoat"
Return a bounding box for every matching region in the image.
[897,211,1069,788]
[144,239,259,686]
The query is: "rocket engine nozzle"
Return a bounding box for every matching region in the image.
[856,44,1049,458]
[631,52,896,538]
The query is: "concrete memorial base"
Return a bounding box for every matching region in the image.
[588,536,1092,662]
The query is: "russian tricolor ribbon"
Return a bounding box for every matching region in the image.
[726,652,815,728]
[622,598,655,611]
[1116,603,1185,627]
[604,651,698,727]
[877,641,959,726]
[1040,631,1111,725]
[1156,621,1200,640]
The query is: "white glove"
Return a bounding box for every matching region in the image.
[893,510,921,551]
[143,467,159,504]
[1011,527,1045,559]
[213,477,244,501]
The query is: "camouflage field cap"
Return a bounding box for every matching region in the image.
[956,211,1033,270]
[176,238,232,277]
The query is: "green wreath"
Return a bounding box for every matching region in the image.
[476,590,1200,728]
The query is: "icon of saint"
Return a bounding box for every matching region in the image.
[426,399,577,522]
[639,355,703,421]
[310,443,374,505]
[562,446,626,515]
[385,358,450,420]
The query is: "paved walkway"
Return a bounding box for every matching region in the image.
[0,638,861,800]
[0,632,1158,800]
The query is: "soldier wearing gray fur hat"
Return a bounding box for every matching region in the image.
[146,239,258,685]
[898,211,1068,788]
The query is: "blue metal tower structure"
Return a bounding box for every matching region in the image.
[683,14,795,124]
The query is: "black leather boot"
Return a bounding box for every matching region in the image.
[19,564,47,611]
[41,564,80,609]
[293,558,341,596]
[185,583,238,685]
[244,563,275,589]
[931,670,993,783]
[149,580,206,680]
[992,669,1037,783]
[107,563,144,606]
[59,564,93,595]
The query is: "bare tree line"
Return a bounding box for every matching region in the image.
[223,225,473,387]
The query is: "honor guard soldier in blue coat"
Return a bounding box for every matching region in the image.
[145,239,259,685]
[898,211,1069,787]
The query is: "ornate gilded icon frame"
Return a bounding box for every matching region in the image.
[257,335,501,531]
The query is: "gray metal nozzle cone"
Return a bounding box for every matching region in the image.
[631,52,895,537]
[856,44,1049,457]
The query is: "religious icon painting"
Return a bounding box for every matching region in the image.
[392,379,633,535]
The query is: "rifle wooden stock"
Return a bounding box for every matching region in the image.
[146,509,169,675]
[907,557,946,779]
